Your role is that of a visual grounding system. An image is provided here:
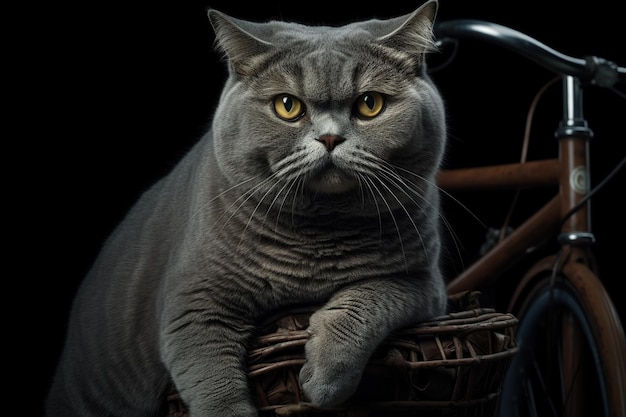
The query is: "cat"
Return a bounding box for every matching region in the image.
[46,0,447,416]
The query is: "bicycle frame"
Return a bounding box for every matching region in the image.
[441,75,593,294]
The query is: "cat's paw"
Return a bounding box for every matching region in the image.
[299,360,361,407]
[298,333,363,407]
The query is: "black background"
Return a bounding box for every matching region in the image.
[24,0,625,415]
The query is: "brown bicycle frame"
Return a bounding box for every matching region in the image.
[441,75,592,295]
[436,75,626,417]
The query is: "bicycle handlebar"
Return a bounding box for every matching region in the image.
[434,20,626,88]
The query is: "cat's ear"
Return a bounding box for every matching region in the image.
[375,0,439,63]
[207,10,273,76]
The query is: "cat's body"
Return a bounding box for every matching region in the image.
[46,1,448,416]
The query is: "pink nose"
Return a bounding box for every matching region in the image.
[316,134,345,152]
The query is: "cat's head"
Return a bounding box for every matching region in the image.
[207,0,445,213]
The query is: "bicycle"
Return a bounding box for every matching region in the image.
[431,19,626,417]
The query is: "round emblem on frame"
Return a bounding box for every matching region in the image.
[570,165,587,195]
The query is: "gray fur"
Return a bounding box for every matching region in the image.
[46,1,447,416]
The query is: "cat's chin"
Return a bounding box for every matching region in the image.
[306,172,358,194]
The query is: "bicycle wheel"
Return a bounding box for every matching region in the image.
[497,259,626,417]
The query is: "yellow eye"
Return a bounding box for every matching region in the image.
[273,94,305,121]
[355,92,385,119]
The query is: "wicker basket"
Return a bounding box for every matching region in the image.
[163,291,518,417]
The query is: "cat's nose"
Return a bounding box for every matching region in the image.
[316,134,345,152]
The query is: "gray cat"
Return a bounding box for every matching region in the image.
[46,1,447,416]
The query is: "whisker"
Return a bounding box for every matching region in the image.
[272,148,310,176]
[216,173,281,237]
[380,166,465,270]
[262,175,293,226]
[275,156,312,230]
[357,173,384,240]
[362,175,408,273]
[274,176,301,232]
[351,149,465,270]
[370,173,429,267]
[189,176,260,223]
[290,177,307,228]
[394,164,486,229]
[237,174,289,250]
[236,150,313,244]
[388,163,469,267]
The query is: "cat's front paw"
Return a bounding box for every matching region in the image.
[299,360,361,407]
[298,333,363,407]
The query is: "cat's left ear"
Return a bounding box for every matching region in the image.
[375,0,439,62]
[207,9,273,76]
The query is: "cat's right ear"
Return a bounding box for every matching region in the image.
[207,10,273,76]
